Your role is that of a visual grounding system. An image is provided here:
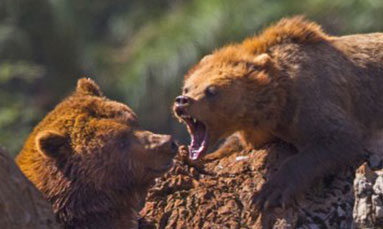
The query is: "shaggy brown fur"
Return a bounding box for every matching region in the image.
[16,78,178,228]
[174,16,383,210]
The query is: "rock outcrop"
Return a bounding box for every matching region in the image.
[140,143,383,228]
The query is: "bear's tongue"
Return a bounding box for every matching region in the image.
[185,118,208,160]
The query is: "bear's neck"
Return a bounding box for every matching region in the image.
[240,58,292,148]
[55,185,147,229]
[111,192,142,229]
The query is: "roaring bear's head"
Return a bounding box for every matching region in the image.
[173,17,324,160]
[173,48,283,160]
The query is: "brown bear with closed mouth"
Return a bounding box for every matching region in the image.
[16,78,178,228]
[173,16,383,210]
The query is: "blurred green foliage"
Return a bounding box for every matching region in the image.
[0,0,382,155]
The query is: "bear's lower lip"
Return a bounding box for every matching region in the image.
[183,117,208,160]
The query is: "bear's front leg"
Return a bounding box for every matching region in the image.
[252,152,312,210]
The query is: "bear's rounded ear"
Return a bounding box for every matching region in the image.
[246,53,272,73]
[245,53,274,83]
[76,78,103,97]
[253,53,271,66]
[36,131,71,158]
[200,54,213,63]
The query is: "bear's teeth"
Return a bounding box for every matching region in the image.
[192,118,197,123]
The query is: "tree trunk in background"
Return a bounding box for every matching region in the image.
[0,147,59,229]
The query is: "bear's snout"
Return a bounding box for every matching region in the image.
[151,134,178,156]
[174,95,193,118]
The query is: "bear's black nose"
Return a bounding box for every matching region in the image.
[175,96,191,106]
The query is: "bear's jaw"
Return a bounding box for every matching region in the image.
[146,160,174,175]
[182,117,208,160]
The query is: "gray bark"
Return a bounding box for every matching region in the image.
[0,147,59,229]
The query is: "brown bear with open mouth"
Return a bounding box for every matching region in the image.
[173,16,383,210]
[16,78,178,228]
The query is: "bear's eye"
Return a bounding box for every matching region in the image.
[183,87,189,94]
[205,86,217,98]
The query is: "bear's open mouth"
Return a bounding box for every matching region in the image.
[182,116,208,160]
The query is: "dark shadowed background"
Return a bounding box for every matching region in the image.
[0,0,382,156]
